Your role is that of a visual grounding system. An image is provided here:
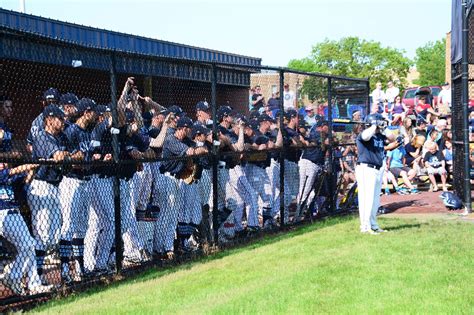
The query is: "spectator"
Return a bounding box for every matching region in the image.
[443,138,453,173]
[424,142,448,192]
[422,129,440,156]
[437,82,452,116]
[400,117,415,144]
[371,82,385,112]
[385,81,400,107]
[266,91,280,118]
[428,119,448,150]
[391,95,407,126]
[416,96,439,124]
[251,86,265,113]
[414,119,428,138]
[249,88,255,111]
[382,99,392,120]
[386,145,419,194]
[340,145,357,194]
[283,83,297,111]
[382,161,401,195]
[405,135,426,176]
[304,105,317,127]
[352,110,362,122]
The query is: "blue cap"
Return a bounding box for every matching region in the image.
[96,105,111,115]
[76,98,97,114]
[284,109,298,120]
[59,93,79,106]
[196,101,210,112]
[258,114,275,124]
[43,88,60,101]
[192,124,211,138]
[315,120,328,128]
[168,105,184,117]
[43,104,64,119]
[217,106,234,120]
[177,116,193,128]
[249,111,260,121]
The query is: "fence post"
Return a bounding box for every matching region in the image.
[327,78,334,212]
[461,0,472,213]
[109,52,123,272]
[211,64,219,243]
[279,70,285,228]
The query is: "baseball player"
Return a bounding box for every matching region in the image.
[271,109,301,224]
[27,105,81,284]
[356,113,400,234]
[27,88,61,152]
[158,116,208,255]
[295,120,329,221]
[0,163,54,295]
[59,98,97,282]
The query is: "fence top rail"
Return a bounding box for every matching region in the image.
[0,25,368,83]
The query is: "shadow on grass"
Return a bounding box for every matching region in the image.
[385,223,425,231]
[34,215,357,310]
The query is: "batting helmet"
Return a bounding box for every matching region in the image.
[439,192,463,210]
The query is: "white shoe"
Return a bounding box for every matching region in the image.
[361,230,379,235]
[29,284,54,295]
[72,260,83,282]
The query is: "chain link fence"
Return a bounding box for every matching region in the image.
[0,28,369,311]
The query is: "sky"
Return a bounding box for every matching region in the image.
[0,0,452,66]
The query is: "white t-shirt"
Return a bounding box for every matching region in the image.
[283,90,296,111]
[438,89,452,106]
[371,88,385,104]
[385,87,400,103]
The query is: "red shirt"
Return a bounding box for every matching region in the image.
[416,103,431,113]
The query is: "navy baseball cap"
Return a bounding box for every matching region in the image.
[196,101,210,112]
[298,120,310,129]
[43,88,60,101]
[284,109,298,120]
[315,120,328,128]
[76,98,97,114]
[59,93,79,106]
[192,124,211,138]
[258,114,275,124]
[96,105,111,115]
[168,105,184,117]
[249,111,261,121]
[177,116,193,128]
[249,120,260,131]
[43,104,65,119]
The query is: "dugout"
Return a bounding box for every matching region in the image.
[0,8,260,140]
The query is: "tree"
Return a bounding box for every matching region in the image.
[413,38,446,86]
[288,37,412,102]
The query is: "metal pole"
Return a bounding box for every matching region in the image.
[462,0,472,213]
[327,78,334,212]
[279,70,285,228]
[109,53,123,272]
[211,64,219,243]
[19,0,25,13]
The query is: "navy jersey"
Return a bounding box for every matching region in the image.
[283,126,300,163]
[90,120,114,177]
[119,126,148,180]
[356,132,387,167]
[245,131,271,168]
[33,130,67,183]
[301,128,326,165]
[0,169,25,209]
[27,113,44,145]
[160,133,190,176]
[63,123,94,178]
[0,122,13,153]
[218,126,239,169]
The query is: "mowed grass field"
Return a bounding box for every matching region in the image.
[33,216,474,314]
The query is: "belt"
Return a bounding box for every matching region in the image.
[357,162,381,170]
[66,174,92,181]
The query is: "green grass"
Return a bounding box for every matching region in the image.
[32,216,474,314]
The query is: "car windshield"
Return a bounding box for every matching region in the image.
[404,89,416,98]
